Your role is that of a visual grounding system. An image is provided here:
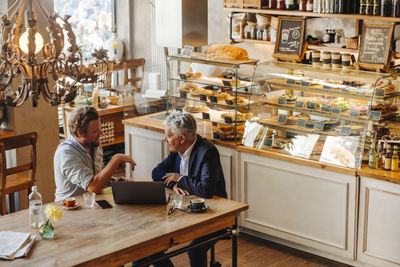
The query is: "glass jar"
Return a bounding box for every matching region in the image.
[285,0,296,10]
[306,0,313,11]
[262,28,269,41]
[360,0,367,14]
[373,3,381,15]
[381,0,391,16]
[393,0,400,17]
[366,3,374,14]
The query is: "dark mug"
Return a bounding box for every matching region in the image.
[190,198,206,211]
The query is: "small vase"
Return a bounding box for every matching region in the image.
[39,220,55,239]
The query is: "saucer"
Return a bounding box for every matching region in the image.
[187,203,208,213]
[61,201,80,210]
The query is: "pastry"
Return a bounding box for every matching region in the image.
[190,87,205,96]
[220,112,247,122]
[227,96,246,105]
[185,72,203,79]
[205,44,249,60]
[184,105,209,113]
[286,114,310,125]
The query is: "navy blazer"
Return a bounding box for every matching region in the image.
[152,135,227,199]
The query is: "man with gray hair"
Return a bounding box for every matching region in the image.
[54,106,136,201]
[151,111,227,267]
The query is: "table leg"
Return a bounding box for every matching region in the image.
[232,217,238,267]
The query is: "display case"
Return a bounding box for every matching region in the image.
[166,53,258,143]
[242,61,399,169]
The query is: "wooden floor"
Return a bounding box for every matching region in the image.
[170,233,351,267]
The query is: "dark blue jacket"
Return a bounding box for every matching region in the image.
[152,135,227,199]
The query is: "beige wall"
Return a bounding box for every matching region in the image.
[2,0,59,207]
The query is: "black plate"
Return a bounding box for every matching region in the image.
[187,203,208,213]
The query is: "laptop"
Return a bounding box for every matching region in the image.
[111,181,167,205]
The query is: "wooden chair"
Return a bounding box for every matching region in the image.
[105,58,146,94]
[0,132,37,215]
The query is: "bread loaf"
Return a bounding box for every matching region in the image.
[205,44,249,60]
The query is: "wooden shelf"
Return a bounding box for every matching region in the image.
[307,45,358,54]
[224,8,400,22]
[232,38,275,45]
[101,135,124,147]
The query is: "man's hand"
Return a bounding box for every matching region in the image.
[173,184,189,195]
[163,173,181,186]
[113,154,136,172]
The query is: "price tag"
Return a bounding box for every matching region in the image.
[295,101,304,108]
[225,99,234,105]
[199,94,207,101]
[222,80,232,87]
[179,73,187,80]
[297,119,307,127]
[224,116,233,124]
[331,107,342,114]
[349,109,360,117]
[278,97,287,105]
[202,112,210,120]
[306,121,315,128]
[301,80,310,86]
[264,138,273,146]
[341,126,351,136]
[181,45,193,57]
[213,132,221,139]
[209,95,218,103]
[278,114,287,124]
[313,121,325,130]
[370,111,382,120]
[321,104,331,112]
[375,88,385,97]
[287,79,295,84]
[307,102,316,110]
[180,91,187,98]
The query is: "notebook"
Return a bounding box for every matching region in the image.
[110,181,167,205]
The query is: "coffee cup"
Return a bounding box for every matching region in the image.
[63,197,76,207]
[190,198,206,211]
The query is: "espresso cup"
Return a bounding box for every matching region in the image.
[190,198,206,211]
[311,50,321,68]
[341,53,351,72]
[331,52,341,70]
[322,51,331,69]
[63,197,76,207]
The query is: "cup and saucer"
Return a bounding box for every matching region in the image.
[61,197,80,210]
[187,198,208,213]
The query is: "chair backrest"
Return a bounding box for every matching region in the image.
[0,132,38,192]
[105,58,146,94]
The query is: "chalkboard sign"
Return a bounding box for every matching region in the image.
[321,104,331,112]
[210,96,218,103]
[297,119,307,127]
[349,109,360,117]
[307,102,316,110]
[202,112,210,120]
[273,17,306,62]
[295,101,304,108]
[179,73,187,80]
[375,88,385,97]
[278,114,287,124]
[313,121,324,131]
[358,23,394,71]
[222,80,232,87]
[341,126,351,136]
[370,111,382,120]
[278,97,287,105]
[332,107,342,114]
[180,91,187,98]
[199,94,207,101]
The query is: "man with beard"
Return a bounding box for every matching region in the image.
[54,106,136,201]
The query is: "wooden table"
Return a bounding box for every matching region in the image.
[0,192,248,266]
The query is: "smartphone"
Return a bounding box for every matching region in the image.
[96,200,113,209]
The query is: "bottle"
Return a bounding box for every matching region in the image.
[262,28,269,41]
[373,1,381,15]
[391,146,399,171]
[29,186,43,228]
[375,143,382,169]
[368,141,377,169]
[268,0,277,9]
[393,0,400,17]
[306,0,314,11]
[384,144,392,170]
[360,0,367,14]
[299,0,307,10]
[277,0,285,9]
[381,0,392,16]
[92,87,100,109]
[285,0,297,9]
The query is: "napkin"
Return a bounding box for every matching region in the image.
[0,231,36,260]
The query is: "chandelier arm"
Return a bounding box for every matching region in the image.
[11,0,25,47]
[0,0,22,20]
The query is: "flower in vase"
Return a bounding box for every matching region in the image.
[40,205,63,239]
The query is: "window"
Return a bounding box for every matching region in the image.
[54,0,112,59]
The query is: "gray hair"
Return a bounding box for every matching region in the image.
[164,111,197,137]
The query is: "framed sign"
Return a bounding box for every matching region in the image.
[357,23,394,72]
[273,17,306,62]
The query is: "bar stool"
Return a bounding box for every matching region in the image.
[0,132,37,215]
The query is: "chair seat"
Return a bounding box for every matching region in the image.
[0,173,31,195]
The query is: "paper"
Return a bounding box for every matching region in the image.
[0,231,36,260]
[242,121,263,148]
[319,136,360,168]
[284,134,320,159]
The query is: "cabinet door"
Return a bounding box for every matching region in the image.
[358,177,400,267]
[215,145,236,200]
[124,125,168,179]
[238,152,357,260]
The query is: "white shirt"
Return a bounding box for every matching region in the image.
[178,137,197,179]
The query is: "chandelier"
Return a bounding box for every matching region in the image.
[0,0,108,107]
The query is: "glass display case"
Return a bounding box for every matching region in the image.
[166,53,258,143]
[242,61,399,169]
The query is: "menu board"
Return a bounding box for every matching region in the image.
[358,23,393,69]
[273,17,305,62]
